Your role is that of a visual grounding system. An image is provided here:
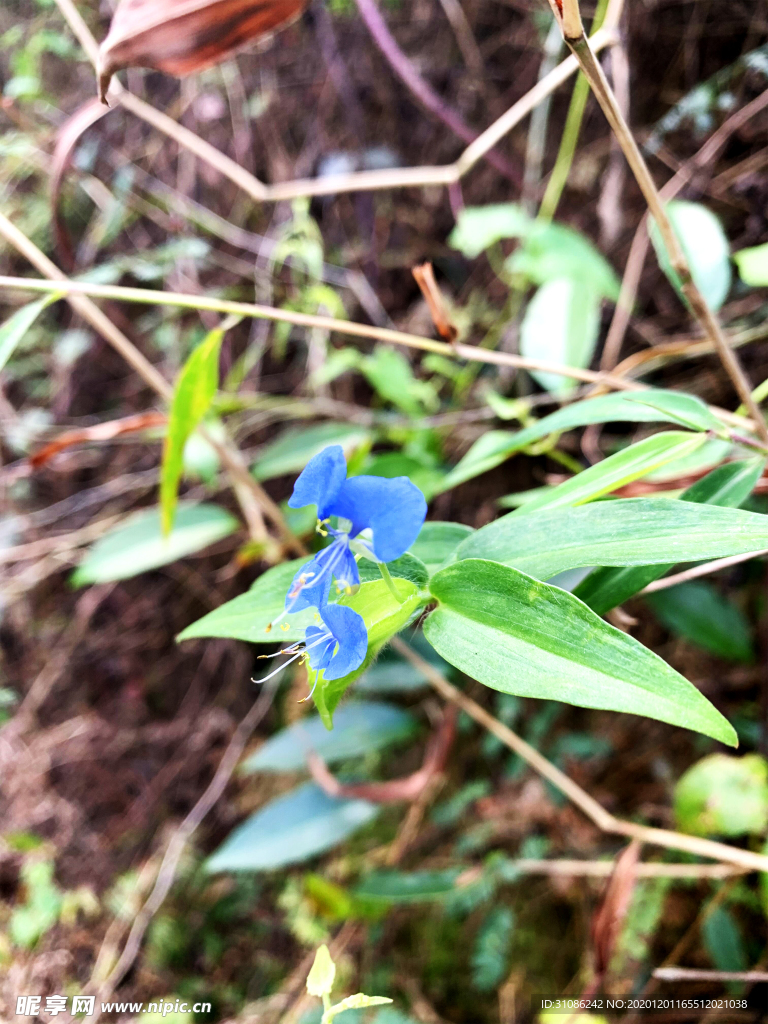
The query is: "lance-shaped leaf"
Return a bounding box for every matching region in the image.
[0,294,62,374]
[98,0,308,101]
[575,459,764,614]
[438,390,723,492]
[161,325,228,535]
[512,431,707,515]
[457,497,768,581]
[423,559,736,746]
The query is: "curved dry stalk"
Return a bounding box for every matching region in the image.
[393,638,768,875]
[0,273,655,393]
[51,0,617,202]
[546,0,768,443]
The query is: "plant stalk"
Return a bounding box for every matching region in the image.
[548,0,768,444]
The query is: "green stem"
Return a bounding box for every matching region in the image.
[538,0,611,222]
[378,562,404,603]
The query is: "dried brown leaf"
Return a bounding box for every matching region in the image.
[51,98,113,271]
[97,0,309,101]
[412,262,459,343]
[591,839,642,978]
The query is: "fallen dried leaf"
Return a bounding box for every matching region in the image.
[29,412,167,469]
[97,0,309,102]
[412,262,459,342]
[591,839,641,978]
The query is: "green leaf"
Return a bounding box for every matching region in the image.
[507,222,620,301]
[242,701,418,773]
[513,431,707,515]
[160,326,226,534]
[324,994,393,1024]
[252,423,371,482]
[177,557,314,644]
[449,203,531,259]
[520,278,601,393]
[354,870,462,904]
[646,581,754,663]
[438,390,719,492]
[574,459,764,614]
[702,906,747,974]
[357,553,429,587]
[408,521,474,573]
[71,503,238,586]
[313,579,425,728]
[674,754,768,836]
[733,241,768,286]
[0,293,61,373]
[361,346,437,416]
[650,201,732,312]
[423,559,736,745]
[471,906,515,992]
[457,497,768,581]
[307,944,336,998]
[206,782,379,872]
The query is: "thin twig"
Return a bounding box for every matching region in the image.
[654,968,768,983]
[602,86,768,372]
[51,0,617,203]
[0,275,658,394]
[547,0,768,443]
[392,638,768,874]
[641,548,768,594]
[507,860,746,878]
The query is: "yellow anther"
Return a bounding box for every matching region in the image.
[281,623,290,631]
[265,623,273,633]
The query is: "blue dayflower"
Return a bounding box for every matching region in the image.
[257,603,368,694]
[285,445,427,612]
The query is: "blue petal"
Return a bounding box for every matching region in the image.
[285,548,334,612]
[331,543,360,594]
[304,626,336,673]
[330,476,427,563]
[288,446,348,519]
[319,604,368,680]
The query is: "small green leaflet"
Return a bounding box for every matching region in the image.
[519,277,601,393]
[574,459,764,613]
[512,431,707,515]
[424,559,736,746]
[0,293,62,374]
[205,782,379,872]
[408,521,474,573]
[72,503,238,586]
[650,201,732,312]
[733,241,768,287]
[242,701,418,773]
[456,497,768,581]
[161,325,227,535]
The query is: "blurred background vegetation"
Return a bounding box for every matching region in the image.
[2,0,768,1021]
